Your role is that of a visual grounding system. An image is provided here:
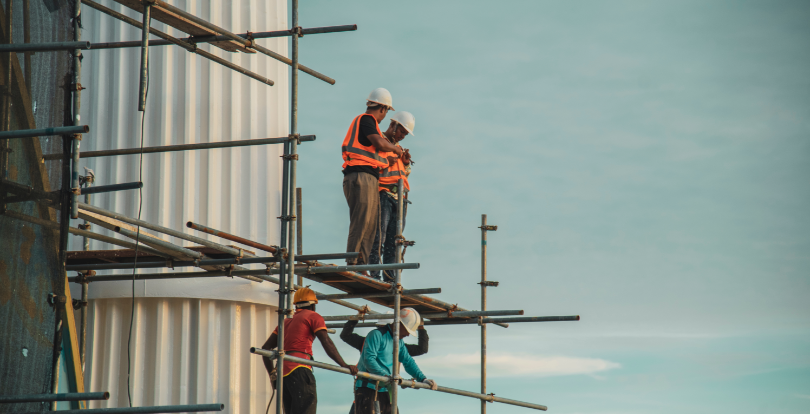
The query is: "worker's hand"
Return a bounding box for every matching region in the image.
[402,148,412,165]
[269,370,277,390]
[392,146,404,157]
[424,379,438,390]
[342,364,359,376]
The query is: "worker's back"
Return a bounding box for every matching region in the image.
[276,308,327,376]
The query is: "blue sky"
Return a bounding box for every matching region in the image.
[279,1,809,413]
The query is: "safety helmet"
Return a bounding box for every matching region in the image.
[367,88,394,111]
[293,286,318,308]
[399,308,421,336]
[390,111,415,136]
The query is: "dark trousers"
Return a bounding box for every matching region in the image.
[369,192,406,282]
[343,172,380,265]
[354,387,392,414]
[282,368,317,414]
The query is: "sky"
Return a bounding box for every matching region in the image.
[275,1,809,413]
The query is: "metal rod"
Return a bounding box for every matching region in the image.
[42,135,315,161]
[137,1,151,111]
[187,220,277,254]
[80,279,88,370]
[31,403,225,413]
[114,226,203,259]
[70,0,84,220]
[2,209,169,257]
[392,178,404,414]
[79,202,250,258]
[325,315,581,329]
[82,178,93,250]
[81,0,274,86]
[0,40,90,52]
[0,392,110,403]
[481,214,487,414]
[250,350,547,411]
[81,181,142,195]
[23,0,31,93]
[296,187,302,266]
[0,125,89,139]
[88,25,356,49]
[64,252,359,271]
[305,262,419,273]
[316,288,441,301]
[322,309,522,322]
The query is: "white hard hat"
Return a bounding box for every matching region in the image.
[367,88,394,110]
[399,307,421,336]
[390,111,415,136]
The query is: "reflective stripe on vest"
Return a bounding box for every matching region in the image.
[342,114,389,170]
[379,145,410,191]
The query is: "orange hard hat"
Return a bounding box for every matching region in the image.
[293,286,318,307]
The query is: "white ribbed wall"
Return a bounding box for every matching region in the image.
[75,1,289,411]
[85,298,279,413]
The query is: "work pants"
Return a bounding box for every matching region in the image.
[343,172,380,265]
[282,368,317,414]
[369,192,407,282]
[354,387,392,414]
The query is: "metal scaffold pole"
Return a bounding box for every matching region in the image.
[479,215,497,414]
[391,178,405,414]
[69,0,84,219]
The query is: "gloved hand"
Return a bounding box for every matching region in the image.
[269,370,277,390]
[424,379,438,390]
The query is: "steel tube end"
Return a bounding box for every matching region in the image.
[82,125,90,133]
[102,392,111,400]
[186,221,193,228]
[576,315,581,321]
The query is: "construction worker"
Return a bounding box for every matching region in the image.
[342,88,404,274]
[368,111,415,282]
[261,287,359,414]
[353,308,438,414]
[341,311,429,414]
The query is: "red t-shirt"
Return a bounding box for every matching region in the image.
[272,309,327,376]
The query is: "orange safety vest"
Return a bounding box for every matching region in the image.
[342,114,390,171]
[379,144,410,192]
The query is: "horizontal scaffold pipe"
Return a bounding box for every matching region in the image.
[42,135,315,161]
[90,25,357,49]
[114,227,204,259]
[80,202,251,258]
[148,0,335,84]
[0,179,60,202]
[316,288,440,301]
[0,125,88,139]
[3,210,169,258]
[304,263,419,274]
[0,41,91,52]
[20,403,225,413]
[247,273,374,313]
[81,181,142,195]
[321,309,523,322]
[324,315,581,329]
[64,252,359,271]
[249,349,547,411]
[0,392,109,403]
[187,220,278,253]
[81,0,274,86]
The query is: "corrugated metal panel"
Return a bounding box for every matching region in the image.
[75,0,288,302]
[85,298,278,413]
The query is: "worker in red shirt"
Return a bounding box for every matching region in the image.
[261,287,359,414]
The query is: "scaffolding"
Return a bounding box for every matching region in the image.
[0,0,581,413]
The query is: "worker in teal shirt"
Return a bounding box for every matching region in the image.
[353,308,438,414]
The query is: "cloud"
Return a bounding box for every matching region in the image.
[417,353,620,378]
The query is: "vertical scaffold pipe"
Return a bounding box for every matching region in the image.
[481,214,488,414]
[69,0,84,219]
[391,178,405,414]
[137,2,151,111]
[287,0,299,315]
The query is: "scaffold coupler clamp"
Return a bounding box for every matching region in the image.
[226,264,235,278]
[487,393,496,403]
[477,316,484,326]
[288,133,301,144]
[245,31,256,48]
[290,26,303,38]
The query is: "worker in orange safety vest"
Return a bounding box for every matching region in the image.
[341,88,403,274]
[369,111,415,282]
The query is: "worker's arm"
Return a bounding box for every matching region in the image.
[368,133,403,156]
[316,330,359,375]
[360,330,391,377]
[405,325,429,357]
[340,320,366,352]
[399,343,427,382]
[261,332,278,377]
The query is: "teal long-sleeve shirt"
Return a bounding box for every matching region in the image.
[355,325,426,392]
